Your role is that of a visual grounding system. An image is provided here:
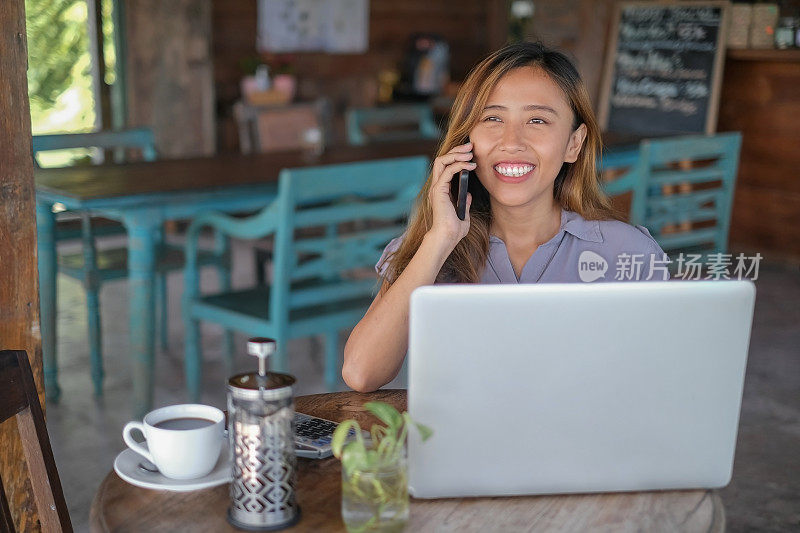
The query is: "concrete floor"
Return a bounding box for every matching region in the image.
[43,240,799,532]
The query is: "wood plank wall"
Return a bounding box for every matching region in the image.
[124,0,215,158]
[139,0,800,257]
[212,0,508,152]
[530,0,800,258]
[527,0,616,109]
[0,1,46,531]
[717,55,800,258]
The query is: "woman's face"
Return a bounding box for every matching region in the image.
[469,66,587,211]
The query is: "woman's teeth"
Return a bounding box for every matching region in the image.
[494,164,534,177]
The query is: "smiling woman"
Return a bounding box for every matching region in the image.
[470,66,586,260]
[341,42,667,393]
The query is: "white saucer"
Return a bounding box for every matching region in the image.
[114,440,231,492]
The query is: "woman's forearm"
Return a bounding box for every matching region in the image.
[342,233,455,392]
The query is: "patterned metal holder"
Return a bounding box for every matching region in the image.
[227,338,300,530]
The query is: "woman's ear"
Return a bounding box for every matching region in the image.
[564,123,587,164]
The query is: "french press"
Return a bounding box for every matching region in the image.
[227,337,300,530]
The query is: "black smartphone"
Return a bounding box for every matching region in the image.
[455,169,469,220]
[452,139,472,220]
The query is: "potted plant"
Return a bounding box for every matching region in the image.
[332,402,432,533]
[262,52,297,101]
[238,54,297,105]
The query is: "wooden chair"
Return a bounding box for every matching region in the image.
[33,129,225,399]
[32,128,157,164]
[33,129,163,399]
[32,128,157,241]
[602,132,743,259]
[0,350,72,532]
[600,144,648,225]
[233,100,332,290]
[182,156,429,399]
[346,103,439,146]
[233,100,330,154]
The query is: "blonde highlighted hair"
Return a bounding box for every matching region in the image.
[383,42,619,288]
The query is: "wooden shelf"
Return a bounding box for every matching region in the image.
[726,48,800,62]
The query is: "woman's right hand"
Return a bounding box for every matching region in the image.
[427,141,475,248]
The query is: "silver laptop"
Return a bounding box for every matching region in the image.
[407,281,755,498]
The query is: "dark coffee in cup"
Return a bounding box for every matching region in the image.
[154,417,216,431]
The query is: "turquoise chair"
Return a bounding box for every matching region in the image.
[33,129,157,239]
[600,144,648,226]
[33,128,224,397]
[183,156,429,399]
[346,104,439,145]
[32,128,158,163]
[601,132,742,258]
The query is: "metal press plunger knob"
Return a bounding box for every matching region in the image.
[247,337,276,377]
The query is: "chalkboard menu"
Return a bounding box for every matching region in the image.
[598,1,729,136]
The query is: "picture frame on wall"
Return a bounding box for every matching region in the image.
[257,0,369,54]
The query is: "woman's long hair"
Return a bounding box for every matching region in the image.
[383,41,619,288]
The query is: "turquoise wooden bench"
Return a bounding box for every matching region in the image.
[33,128,225,398]
[183,156,429,399]
[346,104,439,145]
[601,133,742,259]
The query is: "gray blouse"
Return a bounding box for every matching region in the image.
[376,209,669,284]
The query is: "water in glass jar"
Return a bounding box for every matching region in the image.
[341,461,409,533]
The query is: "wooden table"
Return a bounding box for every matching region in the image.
[35,140,437,416]
[36,135,641,416]
[90,391,725,532]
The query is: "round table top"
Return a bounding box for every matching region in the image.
[90,390,725,532]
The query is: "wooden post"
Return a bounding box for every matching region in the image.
[0,1,47,530]
[124,0,215,158]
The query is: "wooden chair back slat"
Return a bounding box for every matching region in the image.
[289,279,379,309]
[643,135,737,166]
[649,166,724,187]
[654,228,719,250]
[285,157,425,204]
[290,224,407,279]
[292,198,416,229]
[0,351,72,533]
[646,206,718,229]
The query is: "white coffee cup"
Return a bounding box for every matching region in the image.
[122,404,224,480]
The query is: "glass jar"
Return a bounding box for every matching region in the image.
[775,17,796,49]
[341,448,409,533]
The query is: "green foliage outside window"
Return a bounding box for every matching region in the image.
[26,0,118,165]
[26,0,95,133]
